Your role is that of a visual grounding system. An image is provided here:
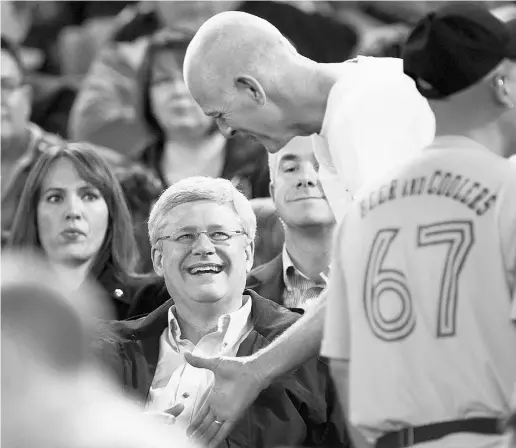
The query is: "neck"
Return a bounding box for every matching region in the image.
[282,59,342,136]
[433,108,505,157]
[50,260,92,291]
[283,224,334,282]
[173,295,243,345]
[1,128,31,162]
[430,88,506,157]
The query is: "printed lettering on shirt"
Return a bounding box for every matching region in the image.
[359,170,497,218]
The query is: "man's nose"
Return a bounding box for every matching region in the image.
[191,232,216,255]
[296,166,318,188]
[216,118,237,139]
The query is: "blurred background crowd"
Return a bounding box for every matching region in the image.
[3,0,515,272]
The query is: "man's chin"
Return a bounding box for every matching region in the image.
[262,139,286,154]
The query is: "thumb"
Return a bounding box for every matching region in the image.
[165,402,185,417]
[184,352,219,372]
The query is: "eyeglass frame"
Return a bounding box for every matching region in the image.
[155,229,248,247]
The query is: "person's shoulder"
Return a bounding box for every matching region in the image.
[247,254,283,285]
[126,278,171,320]
[247,290,301,337]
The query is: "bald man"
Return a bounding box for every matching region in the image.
[181,5,516,448]
[183,10,435,223]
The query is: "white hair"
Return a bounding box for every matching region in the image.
[148,176,257,247]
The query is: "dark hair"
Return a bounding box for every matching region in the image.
[1,36,24,78]
[8,142,140,283]
[140,32,219,159]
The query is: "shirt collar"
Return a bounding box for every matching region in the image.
[166,295,252,348]
[282,245,329,291]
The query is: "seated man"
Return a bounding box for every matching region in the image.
[247,136,336,312]
[97,177,348,447]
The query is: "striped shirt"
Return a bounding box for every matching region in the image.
[282,246,328,311]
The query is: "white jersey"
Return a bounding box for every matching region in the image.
[321,136,516,445]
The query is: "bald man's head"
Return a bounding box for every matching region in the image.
[184,11,296,96]
[183,11,318,153]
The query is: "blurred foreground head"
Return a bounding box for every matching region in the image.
[1,250,197,448]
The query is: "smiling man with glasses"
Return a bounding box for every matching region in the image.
[98,176,349,448]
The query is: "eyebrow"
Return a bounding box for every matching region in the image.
[173,224,229,232]
[41,184,97,195]
[278,154,300,164]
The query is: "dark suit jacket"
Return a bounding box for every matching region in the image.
[246,255,306,315]
[97,290,349,448]
[246,254,284,305]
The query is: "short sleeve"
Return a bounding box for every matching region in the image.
[326,58,435,196]
[321,221,351,360]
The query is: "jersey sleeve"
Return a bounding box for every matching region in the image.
[321,220,351,361]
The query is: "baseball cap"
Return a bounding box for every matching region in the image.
[403,3,516,99]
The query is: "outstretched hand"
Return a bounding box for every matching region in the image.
[185,352,268,448]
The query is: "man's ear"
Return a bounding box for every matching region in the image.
[151,246,165,277]
[235,75,266,106]
[269,182,276,205]
[245,240,255,273]
[493,75,514,109]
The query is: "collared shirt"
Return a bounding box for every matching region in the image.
[282,246,328,311]
[145,296,253,429]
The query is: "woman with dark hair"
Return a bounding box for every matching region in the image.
[8,142,147,319]
[138,30,270,197]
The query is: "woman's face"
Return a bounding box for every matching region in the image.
[37,158,109,266]
[149,48,214,137]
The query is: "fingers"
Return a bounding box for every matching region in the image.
[197,419,225,447]
[208,421,234,448]
[189,408,217,440]
[165,402,184,418]
[184,352,220,372]
[187,402,211,437]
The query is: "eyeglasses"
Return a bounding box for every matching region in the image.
[156,229,247,246]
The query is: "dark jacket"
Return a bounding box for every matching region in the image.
[246,254,285,306]
[97,290,349,448]
[96,263,143,320]
[125,278,169,319]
